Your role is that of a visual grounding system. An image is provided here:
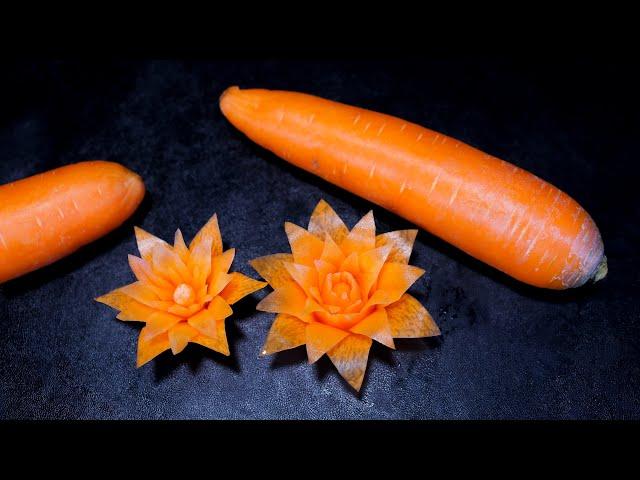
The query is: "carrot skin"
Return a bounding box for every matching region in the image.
[0,161,145,284]
[220,86,605,290]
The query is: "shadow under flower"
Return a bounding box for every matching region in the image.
[153,321,243,383]
[268,334,443,395]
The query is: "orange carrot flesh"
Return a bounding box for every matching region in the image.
[0,161,145,284]
[220,87,605,290]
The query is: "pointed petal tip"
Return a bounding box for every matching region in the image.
[255,297,269,312]
[350,381,364,392]
[136,355,149,368]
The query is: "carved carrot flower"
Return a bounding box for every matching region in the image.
[251,200,440,391]
[96,214,266,366]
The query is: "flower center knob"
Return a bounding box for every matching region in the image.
[173,283,196,306]
[321,271,361,310]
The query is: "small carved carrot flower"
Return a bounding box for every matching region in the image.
[251,200,440,391]
[96,214,266,366]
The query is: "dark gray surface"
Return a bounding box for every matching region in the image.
[0,59,638,419]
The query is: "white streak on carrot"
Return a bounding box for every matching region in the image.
[308,113,316,124]
[0,233,7,250]
[515,220,530,245]
[502,207,517,235]
[56,207,65,220]
[399,180,407,195]
[448,183,460,206]
[72,199,80,212]
[571,206,583,224]
[429,173,441,194]
[368,164,376,180]
[508,219,521,239]
[353,113,361,125]
[35,216,43,229]
[363,122,371,133]
[523,230,542,260]
[431,134,440,144]
[537,250,550,267]
[277,111,284,124]
[399,123,407,132]
[377,123,386,137]
[417,132,424,141]
[441,137,448,144]
[97,187,103,197]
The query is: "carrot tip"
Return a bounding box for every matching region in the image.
[219,86,240,111]
[592,255,608,283]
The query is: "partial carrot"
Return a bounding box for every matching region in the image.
[0,161,145,284]
[220,87,606,290]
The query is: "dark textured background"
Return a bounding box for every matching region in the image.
[0,58,638,419]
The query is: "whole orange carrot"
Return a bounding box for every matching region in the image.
[0,161,145,284]
[220,86,605,290]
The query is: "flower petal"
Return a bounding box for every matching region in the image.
[375,229,418,264]
[208,273,232,297]
[134,226,170,263]
[320,233,345,266]
[168,323,198,355]
[340,252,360,276]
[314,309,370,330]
[211,248,235,277]
[308,199,349,243]
[174,229,190,263]
[358,245,392,297]
[208,249,236,295]
[249,253,295,289]
[350,307,395,348]
[137,331,170,367]
[261,314,307,355]
[283,262,318,296]
[341,210,375,254]
[151,243,191,285]
[188,308,219,338]
[192,320,229,356]
[190,213,223,256]
[208,295,234,319]
[375,262,425,304]
[256,281,307,316]
[285,222,324,266]
[167,303,202,318]
[142,311,183,341]
[305,322,350,364]
[314,259,337,280]
[95,289,158,322]
[386,294,440,338]
[128,254,174,290]
[118,282,172,309]
[188,234,213,287]
[219,272,267,305]
[327,334,372,391]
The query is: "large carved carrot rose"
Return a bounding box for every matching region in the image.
[251,200,440,391]
[96,214,266,366]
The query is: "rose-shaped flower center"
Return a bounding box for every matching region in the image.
[320,271,362,312]
[173,283,196,306]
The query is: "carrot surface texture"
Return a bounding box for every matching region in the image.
[0,161,145,284]
[220,87,606,290]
